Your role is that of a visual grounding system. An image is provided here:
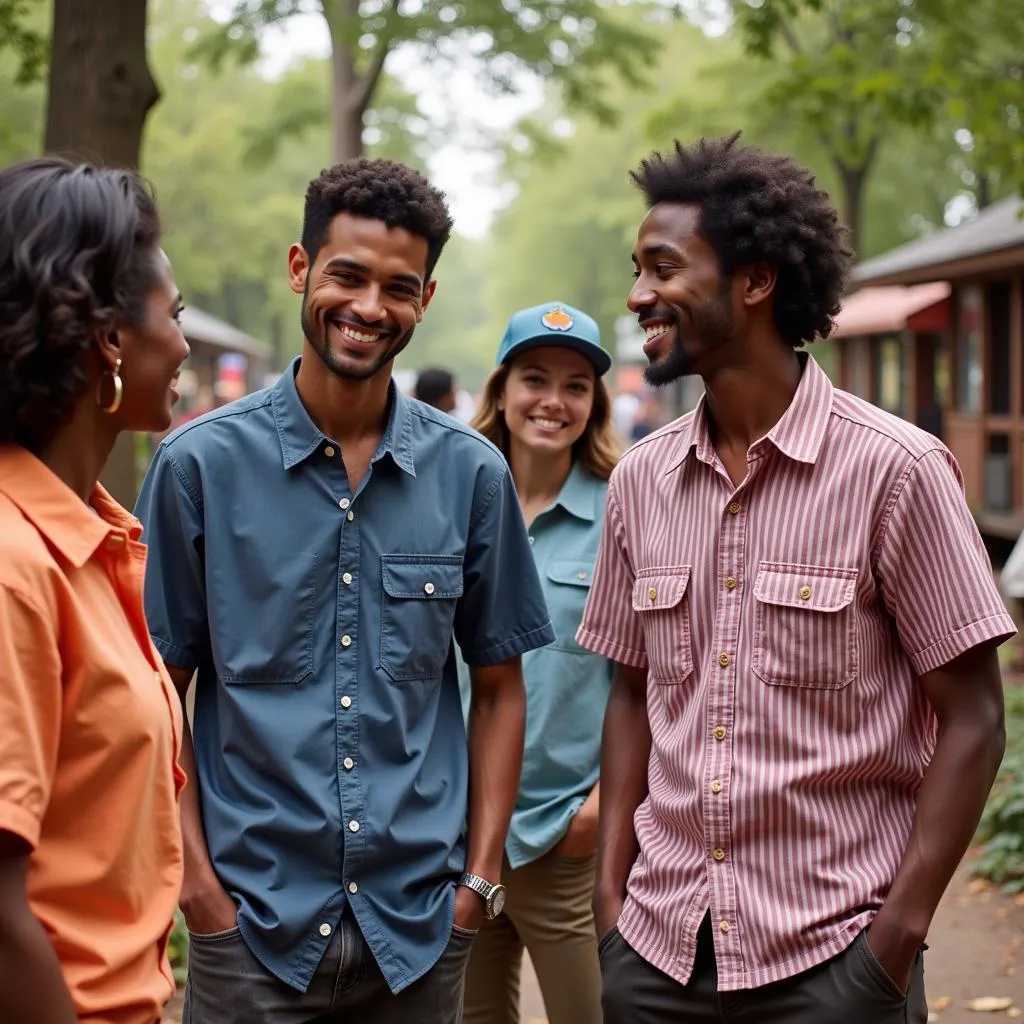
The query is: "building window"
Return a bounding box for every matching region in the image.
[847,338,871,400]
[985,432,1013,511]
[956,284,983,414]
[987,280,1012,415]
[875,335,904,415]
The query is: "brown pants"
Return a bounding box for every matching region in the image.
[601,914,928,1023]
[462,850,602,1024]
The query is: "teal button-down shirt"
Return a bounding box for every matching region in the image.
[461,462,612,868]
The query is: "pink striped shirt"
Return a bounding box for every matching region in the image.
[577,355,1015,991]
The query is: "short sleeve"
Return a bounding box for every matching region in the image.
[134,446,209,671]
[576,480,648,667]
[454,464,555,665]
[0,586,62,848]
[876,448,1016,674]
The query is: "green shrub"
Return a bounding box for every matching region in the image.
[974,684,1024,891]
[168,909,189,986]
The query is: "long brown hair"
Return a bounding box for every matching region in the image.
[471,359,621,481]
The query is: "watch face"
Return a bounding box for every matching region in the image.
[488,884,507,918]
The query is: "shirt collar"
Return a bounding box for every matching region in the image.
[760,354,833,464]
[551,462,600,522]
[271,357,416,476]
[0,446,140,568]
[663,353,833,474]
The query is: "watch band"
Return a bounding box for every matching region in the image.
[458,872,507,919]
[459,872,494,899]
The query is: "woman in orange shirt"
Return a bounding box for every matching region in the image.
[0,158,190,1024]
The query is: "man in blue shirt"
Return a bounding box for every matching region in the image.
[136,159,554,1024]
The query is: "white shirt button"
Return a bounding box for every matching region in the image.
[319,922,332,937]
[348,820,360,833]
[348,882,358,894]
[342,572,353,585]
[340,695,352,709]
[324,446,336,458]
[339,497,350,510]
[340,635,352,647]
[343,757,354,770]
[528,536,535,545]
[424,582,435,595]
[347,510,355,522]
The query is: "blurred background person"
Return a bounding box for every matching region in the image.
[629,387,663,442]
[461,301,620,1024]
[0,157,189,1024]
[415,365,458,413]
[611,387,641,445]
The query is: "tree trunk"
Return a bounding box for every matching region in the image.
[977,171,992,210]
[325,1,365,161]
[836,163,867,262]
[43,0,160,509]
[44,0,159,169]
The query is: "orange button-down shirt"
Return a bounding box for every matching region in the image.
[0,446,185,1024]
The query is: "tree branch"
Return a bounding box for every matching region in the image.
[780,20,803,55]
[352,0,400,116]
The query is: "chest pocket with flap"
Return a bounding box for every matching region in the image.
[752,563,859,689]
[380,554,463,682]
[632,566,694,684]
[544,557,594,653]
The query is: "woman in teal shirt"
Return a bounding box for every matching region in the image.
[461,301,619,1024]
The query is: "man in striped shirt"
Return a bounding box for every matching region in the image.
[578,134,1015,1023]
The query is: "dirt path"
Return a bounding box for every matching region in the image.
[162,854,1024,1023]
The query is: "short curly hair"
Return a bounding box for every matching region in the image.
[301,158,454,281]
[0,157,161,453]
[631,133,852,347]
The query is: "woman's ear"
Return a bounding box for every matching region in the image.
[95,329,124,371]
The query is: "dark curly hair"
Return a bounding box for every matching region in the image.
[631,133,852,347]
[301,158,454,281]
[0,157,161,453]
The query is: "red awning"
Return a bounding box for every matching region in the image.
[832,282,951,339]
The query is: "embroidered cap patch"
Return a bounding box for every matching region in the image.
[541,307,574,332]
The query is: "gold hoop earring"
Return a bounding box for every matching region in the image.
[98,357,124,414]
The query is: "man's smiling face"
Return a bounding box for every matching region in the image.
[290,211,435,381]
[628,202,737,386]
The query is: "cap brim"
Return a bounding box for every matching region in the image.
[502,334,612,376]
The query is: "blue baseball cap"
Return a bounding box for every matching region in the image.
[496,301,612,376]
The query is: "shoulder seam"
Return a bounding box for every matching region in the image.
[829,402,946,461]
[407,404,504,455]
[163,448,205,516]
[469,463,508,531]
[160,390,275,450]
[873,448,951,564]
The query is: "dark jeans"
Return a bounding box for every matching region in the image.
[183,911,475,1024]
[600,914,928,1023]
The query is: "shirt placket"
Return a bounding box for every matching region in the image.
[704,458,760,983]
[334,474,364,935]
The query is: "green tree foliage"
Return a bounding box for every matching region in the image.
[196,0,661,162]
[730,0,1024,254]
[911,0,1024,201]
[0,0,47,83]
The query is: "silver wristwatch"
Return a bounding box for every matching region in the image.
[458,872,507,919]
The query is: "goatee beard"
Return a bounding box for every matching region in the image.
[300,300,412,382]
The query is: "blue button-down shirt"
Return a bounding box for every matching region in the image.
[459,463,612,867]
[135,359,554,994]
